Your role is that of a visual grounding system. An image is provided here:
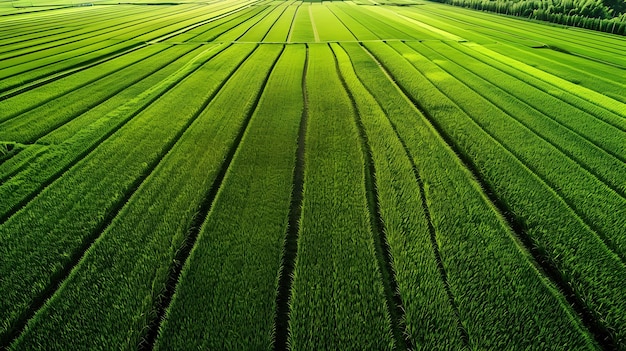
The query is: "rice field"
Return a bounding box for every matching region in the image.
[0,0,625,349]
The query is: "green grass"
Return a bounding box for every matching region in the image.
[345,41,596,350]
[0,43,254,343]
[287,43,394,350]
[154,43,304,350]
[364,39,626,348]
[11,43,281,351]
[1,1,625,349]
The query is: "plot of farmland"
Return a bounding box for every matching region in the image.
[0,0,625,349]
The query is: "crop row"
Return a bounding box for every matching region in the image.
[288,3,315,42]
[0,45,187,143]
[341,41,597,349]
[215,5,277,42]
[263,2,297,42]
[435,41,626,160]
[10,43,283,350]
[166,3,267,42]
[331,42,462,350]
[0,5,164,61]
[0,4,193,75]
[482,43,626,103]
[389,40,626,259]
[238,1,291,42]
[0,0,260,93]
[1,2,624,349]
[413,41,626,195]
[340,2,626,96]
[309,4,355,41]
[288,43,394,350]
[0,5,138,48]
[459,44,626,126]
[0,44,213,223]
[411,4,626,66]
[154,43,304,350]
[0,43,255,345]
[364,40,626,348]
[0,44,165,123]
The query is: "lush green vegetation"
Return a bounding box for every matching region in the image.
[431,0,626,34]
[154,43,304,351]
[1,0,624,350]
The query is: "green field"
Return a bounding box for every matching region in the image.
[1,0,625,349]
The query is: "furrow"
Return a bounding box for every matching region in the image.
[360,43,616,350]
[386,41,626,268]
[273,43,308,351]
[140,44,285,351]
[331,42,410,351]
[0,43,255,348]
[0,44,219,226]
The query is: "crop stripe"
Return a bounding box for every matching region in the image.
[0,44,257,350]
[331,42,414,351]
[360,42,616,351]
[354,42,470,349]
[386,41,626,268]
[272,43,308,351]
[405,42,626,199]
[0,44,230,226]
[139,44,285,351]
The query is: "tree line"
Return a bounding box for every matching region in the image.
[432,0,626,35]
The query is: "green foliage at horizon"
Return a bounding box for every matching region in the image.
[431,0,626,34]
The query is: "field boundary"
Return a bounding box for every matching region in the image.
[357,43,470,348]
[0,43,255,350]
[273,43,308,351]
[139,43,285,351]
[360,42,616,351]
[331,42,412,351]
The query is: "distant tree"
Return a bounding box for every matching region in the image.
[434,0,625,35]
